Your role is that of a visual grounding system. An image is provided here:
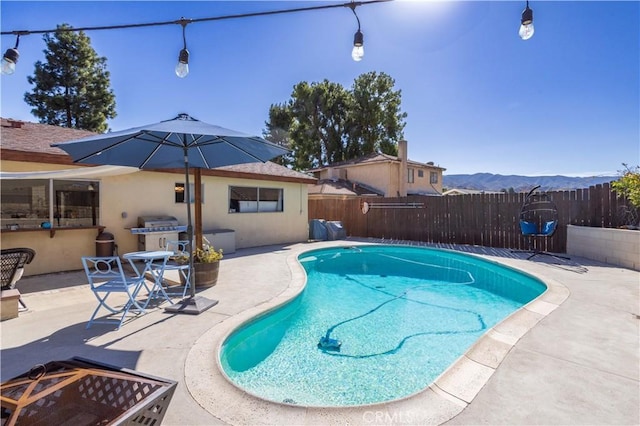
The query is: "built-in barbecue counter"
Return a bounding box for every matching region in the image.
[1,225,105,238]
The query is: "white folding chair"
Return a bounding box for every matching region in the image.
[82,256,148,330]
[161,240,192,299]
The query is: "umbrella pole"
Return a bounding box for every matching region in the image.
[165,143,219,315]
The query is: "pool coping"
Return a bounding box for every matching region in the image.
[184,241,570,425]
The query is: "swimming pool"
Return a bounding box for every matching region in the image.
[220,245,546,407]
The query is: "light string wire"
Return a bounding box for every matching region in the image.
[1,0,392,37]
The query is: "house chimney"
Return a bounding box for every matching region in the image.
[398,139,408,197]
[7,119,24,129]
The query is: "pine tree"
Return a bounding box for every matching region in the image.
[24,24,116,132]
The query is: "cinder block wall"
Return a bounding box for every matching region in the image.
[567,225,639,271]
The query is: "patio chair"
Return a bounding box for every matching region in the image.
[1,248,36,310]
[512,186,569,260]
[81,256,148,330]
[160,240,191,299]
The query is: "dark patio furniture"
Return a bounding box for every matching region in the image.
[0,357,177,425]
[512,186,569,260]
[0,247,36,310]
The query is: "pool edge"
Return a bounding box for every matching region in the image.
[184,241,570,425]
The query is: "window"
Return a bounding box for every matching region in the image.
[229,186,283,213]
[1,179,99,228]
[430,172,438,184]
[407,168,415,183]
[175,183,204,203]
[418,170,424,178]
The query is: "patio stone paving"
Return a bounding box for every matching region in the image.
[1,240,638,425]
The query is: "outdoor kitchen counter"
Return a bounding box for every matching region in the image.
[0,225,105,238]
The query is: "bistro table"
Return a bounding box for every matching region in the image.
[123,250,173,307]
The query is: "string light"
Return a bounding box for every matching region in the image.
[1,1,539,76]
[175,19,190,78]
[1,0,391,76]
[1,34,20,75]
[519,1,535,40]
[349,2,364,62]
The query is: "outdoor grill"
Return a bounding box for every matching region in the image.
[131,215,187,251]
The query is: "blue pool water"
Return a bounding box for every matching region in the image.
[220,245,546,406]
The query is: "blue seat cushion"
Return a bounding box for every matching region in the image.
[520,221,538,235]
[542,220,557,235]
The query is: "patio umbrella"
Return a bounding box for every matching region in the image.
[52,113,290,314]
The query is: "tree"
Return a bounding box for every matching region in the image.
[24,24,116,132]
[612,163,640,209]
[263,103,293,167]
[348,71,407,157]
[264,72,406,170]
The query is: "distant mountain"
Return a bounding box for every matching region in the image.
[443,173,617,192]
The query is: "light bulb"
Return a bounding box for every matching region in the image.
[1,58,16,75]
[519,23,535,40]
[175,48,189,78]
[175,62,189,78]
[352,29,364,62]
[519,4,534,41]
[1,47,19,75]
[352,45,364,62]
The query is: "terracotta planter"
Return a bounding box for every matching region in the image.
[180,261,219,288]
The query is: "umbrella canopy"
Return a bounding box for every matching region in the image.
[52,113,288,169]
[52,113,290,313]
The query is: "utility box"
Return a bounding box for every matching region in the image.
[203,229,236,254]
[326,221,346,240]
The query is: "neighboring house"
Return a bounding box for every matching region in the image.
[307,140,445,198]
[443,188,504,196]
[0,117,316,276]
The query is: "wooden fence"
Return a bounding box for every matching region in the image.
[308,183,631,253]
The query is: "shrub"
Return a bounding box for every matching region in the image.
[612,163,640,209]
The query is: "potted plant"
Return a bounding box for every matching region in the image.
[176,242,223,288]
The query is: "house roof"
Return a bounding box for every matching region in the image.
[308,179,384,197]
[0,117,316,184]
[307,152,445,172]
[1,117,96,156]
[443,188,504,195]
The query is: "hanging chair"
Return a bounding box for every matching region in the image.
[512,186,569,260]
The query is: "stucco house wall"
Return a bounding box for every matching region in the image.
[1,159,311,275]
[339,162,395,196]
[406,164,444,195]
[101,171,308,255]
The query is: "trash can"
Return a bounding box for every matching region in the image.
[95,232,115,257]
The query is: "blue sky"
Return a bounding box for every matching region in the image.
[1,1,638,176]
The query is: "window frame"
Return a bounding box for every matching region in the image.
[1,179,100,228]
[228,186,284,213]
[175,182,204,203]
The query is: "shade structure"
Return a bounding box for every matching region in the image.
[52,113,290,314]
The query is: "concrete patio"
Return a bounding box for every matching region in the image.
[1,239,638,425]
